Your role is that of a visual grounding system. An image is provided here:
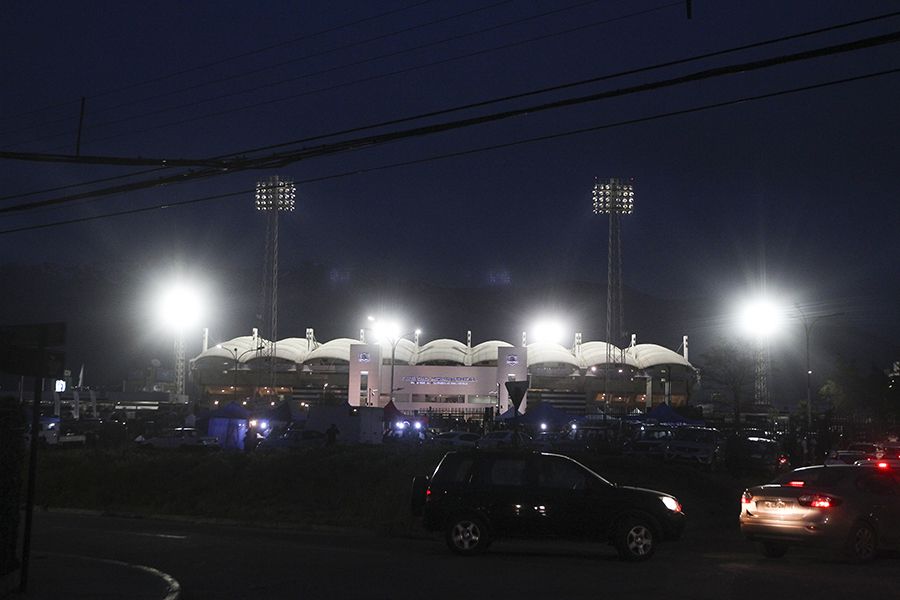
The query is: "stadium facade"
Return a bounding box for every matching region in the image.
[191,328,696,419]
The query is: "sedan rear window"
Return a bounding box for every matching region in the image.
[774,467,849,487]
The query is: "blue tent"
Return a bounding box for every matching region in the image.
[206,402,250,450]
[646,403,703,425]
[496,406,520,421]
[518,402,570,426]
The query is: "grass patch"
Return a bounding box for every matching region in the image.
[35,447,759,534]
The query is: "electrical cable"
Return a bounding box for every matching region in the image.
[2,64,897,236]
[5,6,896,200]
[0,0,446,123]
[0,0,518,140]
[3,29,898,174]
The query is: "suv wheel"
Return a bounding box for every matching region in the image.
[843,521,877,563]
[446,515,490,555]
[614,517,656,561]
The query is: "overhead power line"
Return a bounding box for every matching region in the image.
[2,28,898,181]
[0,0,518,141]
[0,0,446,123]
[4,9,899,205]
[0,0,653,148]
[2,65,897,236]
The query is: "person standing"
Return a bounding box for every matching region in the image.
[325,423,340,446]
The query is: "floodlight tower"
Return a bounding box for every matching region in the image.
[592,177,634,354]
[255,175,296,389]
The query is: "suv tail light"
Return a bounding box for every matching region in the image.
[798,494,841,508]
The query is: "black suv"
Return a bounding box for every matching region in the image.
[411,450,685,561]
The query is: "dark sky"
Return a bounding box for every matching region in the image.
[1,1,898,395]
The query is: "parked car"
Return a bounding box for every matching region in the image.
[476,430,532,449]
[825,450,867,465]
[724,436,789,475]
[663,427,722,468]
[411,450,685,561]
[624,425,673,459]
[740,464,900,562]
[256,428,325,451]
[432,431,481,448]
[845,442,884,460]
[553,425,621,454]
[880,444,900,460]
[135,427,220,450]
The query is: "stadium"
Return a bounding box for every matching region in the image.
[191,328,696,420]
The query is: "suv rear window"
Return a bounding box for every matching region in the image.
[432,453,474,484]
[473,457,528,487]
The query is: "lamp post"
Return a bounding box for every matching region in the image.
[218,345,264,406]
[794,306,843,432]
[367,316,421,404]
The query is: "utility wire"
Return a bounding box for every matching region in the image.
[4,12,899,203]
[2,65,897,236]
[0,0,517,140]
[0,0,445,123]
[3,8,897,206]
[0,0,638,148]
[3,29,898,176]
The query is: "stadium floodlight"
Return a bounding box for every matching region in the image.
[737,297,786,340]
[366,316,422,405]
[531,319,567,345]
[255,177,296,212]
[592,178,634,215]
[157,281,204,396]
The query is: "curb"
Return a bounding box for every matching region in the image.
[41,553,181,600]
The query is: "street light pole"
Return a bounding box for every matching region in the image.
[796,306,843,432]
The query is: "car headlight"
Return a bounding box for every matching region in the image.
[660,496,682,512]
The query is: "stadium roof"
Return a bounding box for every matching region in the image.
[193,335,692,370]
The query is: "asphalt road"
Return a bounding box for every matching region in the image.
[30,511,900,600]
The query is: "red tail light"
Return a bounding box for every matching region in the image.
[876,462,890,469]
[778,455,788,465]
[425,488,432,501]
[786,480,805,487]
[741,491,753,504]
[798,494,840,508]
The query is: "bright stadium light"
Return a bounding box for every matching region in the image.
[158,282,203,332]
[366,316,422,406]
[156,279,205,396]
[737,297,786,339]
[531,319,567,345]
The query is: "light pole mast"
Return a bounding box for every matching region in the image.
[592,177,634,408]
[255,176,296,390]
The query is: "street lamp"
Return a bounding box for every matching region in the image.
[217,344,264,405]
[367,316,421,404]
[794,305,843,432]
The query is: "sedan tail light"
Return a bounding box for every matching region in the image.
[741,491,753,504]
[798,494,841,508]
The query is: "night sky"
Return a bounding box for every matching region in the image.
[1,1,898,401]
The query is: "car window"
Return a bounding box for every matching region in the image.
[475,458,527,487]
[775,467,850,486]
[432,454,474,484]
[537,455,587,490]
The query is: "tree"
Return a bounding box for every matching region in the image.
[699,341,756,424]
